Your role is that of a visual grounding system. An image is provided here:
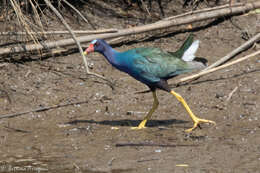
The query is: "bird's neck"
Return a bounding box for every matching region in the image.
[98,45,118,65]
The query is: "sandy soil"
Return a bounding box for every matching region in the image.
[0,1,260,173]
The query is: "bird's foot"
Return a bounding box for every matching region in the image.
[185,117,216,133]
[131,119,147,130]
[131,126,146,130]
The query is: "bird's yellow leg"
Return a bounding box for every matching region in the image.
[131,91,159,130]
[170,90,216,132]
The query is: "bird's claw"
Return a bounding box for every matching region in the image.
[185,118,216,133]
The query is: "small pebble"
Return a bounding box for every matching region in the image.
[155,149,161,153]
[239,114,246,119]
[104,145,111,150]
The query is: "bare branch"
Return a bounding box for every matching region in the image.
[43,0,110,83]
[61,0,93,27]
[204,33,260,70]
[0,100,89,119]
[0,29,118,35]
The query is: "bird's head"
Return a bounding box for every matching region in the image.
[84,39,107,55]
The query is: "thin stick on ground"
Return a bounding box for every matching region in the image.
[0,29,118,35]
[43,0,110,83]
[0,100,89,119]
[115,142,198,147]
[204,33,260,70]
[226,86,238,102]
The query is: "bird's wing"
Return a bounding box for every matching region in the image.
[132,47,189,82]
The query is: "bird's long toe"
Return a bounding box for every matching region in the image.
[131,126,146,130]
[185,118,216,133]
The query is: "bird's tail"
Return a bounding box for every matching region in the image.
[180,35,199,62]
[179,34,207,69]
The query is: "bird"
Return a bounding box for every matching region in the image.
[84,34,216,132]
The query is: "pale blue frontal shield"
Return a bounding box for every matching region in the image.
[91,40,97,44]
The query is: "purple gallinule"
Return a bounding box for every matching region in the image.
[84,34,215,132]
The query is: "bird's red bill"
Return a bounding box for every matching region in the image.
[85,44,94,54]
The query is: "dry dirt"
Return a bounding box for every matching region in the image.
[0,2,260,173]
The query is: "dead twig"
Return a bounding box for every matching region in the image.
[38,37,125,59]
[140,0,151,16]
[9,0,39,45]
[226,86,238,102]
[204,33,260,70]
[61,0,91,26]
[115,142,198,147]
[137,158,160,163]
[43,0,110,83]
[162,3,243,21]
[0,100,89,119]
[3,126,30,133]
[0,29,118,35]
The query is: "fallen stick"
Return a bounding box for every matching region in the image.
[0,101,88,119]
[0,100,89,119]
[204,33,260,70]
[0,2,259,56]
[115,142,198,147]
[39,37,125,57]
[43,0,109,82]
[226,86,238,102]
[0,29,118,35]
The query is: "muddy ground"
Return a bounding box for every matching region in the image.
[0,1,260,173]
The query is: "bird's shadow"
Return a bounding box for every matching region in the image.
[66,118,188,128]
